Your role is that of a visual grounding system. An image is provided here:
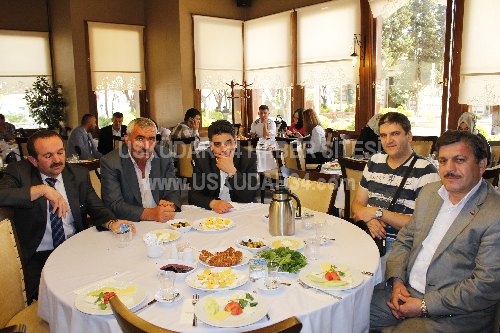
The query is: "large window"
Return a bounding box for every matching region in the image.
[88,22,145,125]
[0,30,52,129]
[251,88,291,124]
[200,89,235,127]
[374,0,447,136]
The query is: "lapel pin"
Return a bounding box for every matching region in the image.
[469,209,478,216]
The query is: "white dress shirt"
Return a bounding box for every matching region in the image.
[129,152,157,209]
[112,127,122,137]
[250,119,276,139]
[307,125,326,154]
[37,173,76,252]
[409,180,482,293]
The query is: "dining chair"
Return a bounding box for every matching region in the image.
[282,142,303,171]
[108,295,179,333]
[0,209,49,333]
[482,165,500,187]
[171,138,195,181]
[489,142,500,167]
[338,157,368,220]
[260,150,284,203]
[14,138,28,158]
[411,136,438,157]
[281,167,341,216]
[242,316,303,333]
[0,324,26,333]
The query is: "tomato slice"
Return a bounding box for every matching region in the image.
[325,271,340,281]
[224,301,243,315]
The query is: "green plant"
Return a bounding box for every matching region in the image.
[24,76,66,129]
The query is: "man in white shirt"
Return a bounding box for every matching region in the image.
[369,130,500,333]
[250,105,276,139]
[100,118,181,222]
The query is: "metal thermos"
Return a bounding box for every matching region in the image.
[268,185,301,236]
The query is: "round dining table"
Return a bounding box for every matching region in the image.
[38,204,381,333]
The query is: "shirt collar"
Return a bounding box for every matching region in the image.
[40,172,63,183]
[437,179,483,208]
[128,149,156,167]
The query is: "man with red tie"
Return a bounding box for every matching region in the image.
[0,130,135,303]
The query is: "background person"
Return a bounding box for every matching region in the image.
[66,113,102,160]
[97,112,127,155]
[250,105,276,139]
[171,108,201,148]
[457,111,492,166]
[300,108,328,164]
[0,114,16,141]
[286,108,306,137]
[353,113,383,158]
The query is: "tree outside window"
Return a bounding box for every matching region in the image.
[95,90,138,127]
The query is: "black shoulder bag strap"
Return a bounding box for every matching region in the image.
[387,155,418,212]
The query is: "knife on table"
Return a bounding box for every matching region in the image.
[133,299,157,313]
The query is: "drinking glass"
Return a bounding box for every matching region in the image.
[315,220,328,243]
[116,224,132,248]
[265,261,280,289]
[158,270,176,300]
[304,238,320,260]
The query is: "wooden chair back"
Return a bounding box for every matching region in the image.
[15,138,28,158]
[411,136,438,157]
[490,142,500,167]
[338,157,367,220]
[172,138,195,179]
[281,167,341,215]
[282,142,302,171]
[109,296,178,333]
[242,316,303,333]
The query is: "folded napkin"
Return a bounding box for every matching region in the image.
[73,271,132,295]
[179,299,196,325]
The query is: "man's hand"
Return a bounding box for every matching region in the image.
[398,295,423,318]
[386,279,411,319]
[209,200,233,214]
[366,219,387,239]
[352,206,378,222]
[141,206,176,222]
[159,200,176,210]
[109,220,136,234]
[215,152,237,176]
[31,184,69,218]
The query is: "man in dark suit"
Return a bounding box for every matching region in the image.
[0,130,135,303]
[189,120,259,213]
[97,112,127,155]
[100,118,181,222]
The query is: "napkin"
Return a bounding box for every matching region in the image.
[73,271,132,295]
[179,299,195,325]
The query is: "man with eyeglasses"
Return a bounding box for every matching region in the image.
[189,120,259,213]
[100,118,181,222]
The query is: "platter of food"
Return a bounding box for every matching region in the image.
[166,219,192,233]
[193,217,235,232]
[235,236,268,253]
[185,268,248,291]
[268,236,305,250]
[298,262,364,291]
[142,229,182,244]
[199,247,251,268]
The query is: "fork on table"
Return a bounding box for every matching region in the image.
[298,280,342,300]
[192,294,200,326]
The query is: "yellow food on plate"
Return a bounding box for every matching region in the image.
[87,285,136,297]
[201,217,232,230]
[271,238,301,249]
[195,268,237,289]
[211,310,231,321]
[203,297,220,315]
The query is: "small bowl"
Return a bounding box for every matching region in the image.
[159,259,197,280]
[235,236,268,253]
[167,219,192,233]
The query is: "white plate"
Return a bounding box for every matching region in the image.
[185,267,248,291]
[75,281,146,315]
[193,217,235,232]
[298,262,364,291]
[159,259,198,279]
[198,247,252,268]
[143,229,182,244]
[256,279,283,294]
[194,290,269,328]
[235,236,268,253]
[268,236,305,250]
[166,219,193,233]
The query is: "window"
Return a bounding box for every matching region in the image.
[374,0,447,136]
[297,0,360,130]
[200,89,235,128]
[0,30,52,129]
[87,22,145,124]
[251,88,291,124]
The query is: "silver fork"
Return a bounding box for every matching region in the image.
[298,280,342,300]
[192,294,199,326]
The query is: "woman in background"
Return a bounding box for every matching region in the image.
[302,108,327,164]
[457,111,492,166]
[286,108,306,137]
[353,113,383,158]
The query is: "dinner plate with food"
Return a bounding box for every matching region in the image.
[298,262,364,291]
[268,236,305,250]
[166,219,192,233]
[75,281,146,315]
[199,247,251,268]
[235,236,268,253]
[322,161,341,171]
[185,268,248,291]
[142,229,182,244]
[194,290,269,328]
[193,217,235,232]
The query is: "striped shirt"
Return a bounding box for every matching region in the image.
[360,152,440,238]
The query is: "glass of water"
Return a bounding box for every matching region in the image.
[158,270,176,301]
[265,261,280,289]
[304,238,320,260]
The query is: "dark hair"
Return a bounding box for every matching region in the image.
[27,130,63,158]
[208,120,234,140]
[293,108,304,130]
[436,130,488,163]
[0,114,5,120]
[184,108,201,122]
[259,105,269,111]
[112,112,124,119]
[378,112,411,134]
[81,113,95,125]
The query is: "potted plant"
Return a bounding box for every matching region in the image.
[24,76,66,130]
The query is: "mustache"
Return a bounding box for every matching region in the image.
[50,162,64,168]
[443,172,461,178]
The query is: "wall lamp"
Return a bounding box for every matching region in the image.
[351,33,366,67]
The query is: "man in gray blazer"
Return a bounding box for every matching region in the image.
[370,130,500,333]
[66,113,102,160]
[100,118,181,222]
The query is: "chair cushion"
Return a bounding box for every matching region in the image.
[6,302,49,333]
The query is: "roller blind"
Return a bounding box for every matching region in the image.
[244,12,292,89]
[459,0,500,105]
[297,0,360,87]
[88,22,145,91]
[0,30,52,94]
[193,16,243,89]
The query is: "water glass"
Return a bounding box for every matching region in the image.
[158,270,176,301]
[146,244,164,258]
[304,238,320,260]
[265,261,280,289]
[302,217,314,230]
[176,240,189,259]
[315,220,328,243]
[249,258,267,281]
[116,224,132,248]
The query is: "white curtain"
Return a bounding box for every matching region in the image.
[88,22,145,91]
[459,0,500,106]
[193,16,243,89]
[368,0,410,18]
[244,12,292,89]
[0,30,52,94]
[297,0,360,87]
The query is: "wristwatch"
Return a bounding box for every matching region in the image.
[421,298,430,318]
[375,207,383,219]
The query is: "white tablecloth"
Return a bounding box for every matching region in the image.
[38,204,381,333]
[256,148,278,173]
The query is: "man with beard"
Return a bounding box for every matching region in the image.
[66,113,102,160]
[100,118,181,222]
[0,130,135,302]
[370,130,500,333]
[189,120,259,213]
